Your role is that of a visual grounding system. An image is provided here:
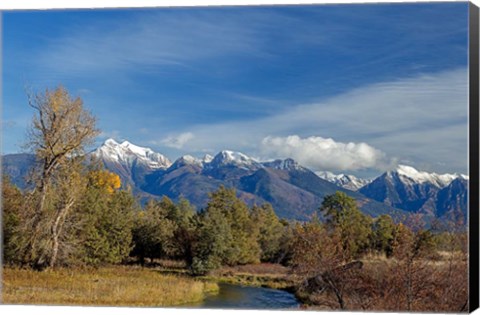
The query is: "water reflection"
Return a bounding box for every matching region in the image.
[188,283,300,310]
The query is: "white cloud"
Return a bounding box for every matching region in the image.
[260,135,390,171]
[161,132,195,149]
[162,67,467,174]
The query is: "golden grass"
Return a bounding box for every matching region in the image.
[2,265,219,307]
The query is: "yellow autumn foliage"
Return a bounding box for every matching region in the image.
[89,170,121,194]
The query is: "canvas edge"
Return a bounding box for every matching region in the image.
[469,1,480,313]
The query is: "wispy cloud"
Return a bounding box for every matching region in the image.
[35,9,327,76]
[154,67,467,174]
[160,132,195,149]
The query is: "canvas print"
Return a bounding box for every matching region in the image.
[1,1,478,312]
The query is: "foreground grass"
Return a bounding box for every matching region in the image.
[2,265,219,307]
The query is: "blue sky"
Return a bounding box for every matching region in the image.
[2,3,469,176]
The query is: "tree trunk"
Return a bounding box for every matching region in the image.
[23,175,49,265]
[49,200,74,268]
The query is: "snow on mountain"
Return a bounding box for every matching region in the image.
[207,150,262,170]
[392,164,467,188]
[359,164,469,216]
[316,171,371,191]
[202,154,213,164]
[262,158,307,172]
[170,155,203,169]
[91,138,172,169]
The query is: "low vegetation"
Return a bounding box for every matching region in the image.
[2,266,218,306]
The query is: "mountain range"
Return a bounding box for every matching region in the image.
[358,165,468,222]
[316,171,372,191]
[2,139,469,222]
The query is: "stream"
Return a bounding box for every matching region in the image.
[186,283,300,310]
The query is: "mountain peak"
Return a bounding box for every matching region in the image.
[119,140,155,158]
[263,158,306,172]
[104,138,119,146]
[210,150,259,167]
[316,171,371,191]
[391,164,467,188]
[202,154,213,163]
[120,140,133,146]
[218,150,252,161]
[170,155,203,169]
[92,139,171,169]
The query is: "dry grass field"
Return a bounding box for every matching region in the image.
[2,265,218,307]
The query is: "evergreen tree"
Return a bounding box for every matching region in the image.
[372,214,396,256]
[2,176,24,264]
[207,186,260,265]
[169,197,197,263]
[80,171,136,266]
[190,202,233,275]
[251,203,284,262]
[275,219,296,265]
[320,192,372,260]
[131,198,176,265]
[190,186,261,274]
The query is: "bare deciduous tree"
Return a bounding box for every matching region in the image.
[22,86,99,269]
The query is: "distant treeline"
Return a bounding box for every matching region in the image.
[3,171,466,272]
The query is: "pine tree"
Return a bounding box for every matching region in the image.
[189,186,262,274]
[131,198,176,265]
[320,192,372,260]
[169,197,197,263]
[206,186,259,265]
[190,202,233,275]
[251,203,284,262]
[80,171,135,266]
[2,176,24,264]
[372,214,396,256]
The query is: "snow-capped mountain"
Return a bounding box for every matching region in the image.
[262,158,307,172]
[359,165,468,219]
[316,171,372,191]
[141,151,400,220]
[206,150,262,170]
[202,154,214,164]
[89,139,172,187]
[91,138,172,170]
[394,164,468,188]
[169,155,203,169]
